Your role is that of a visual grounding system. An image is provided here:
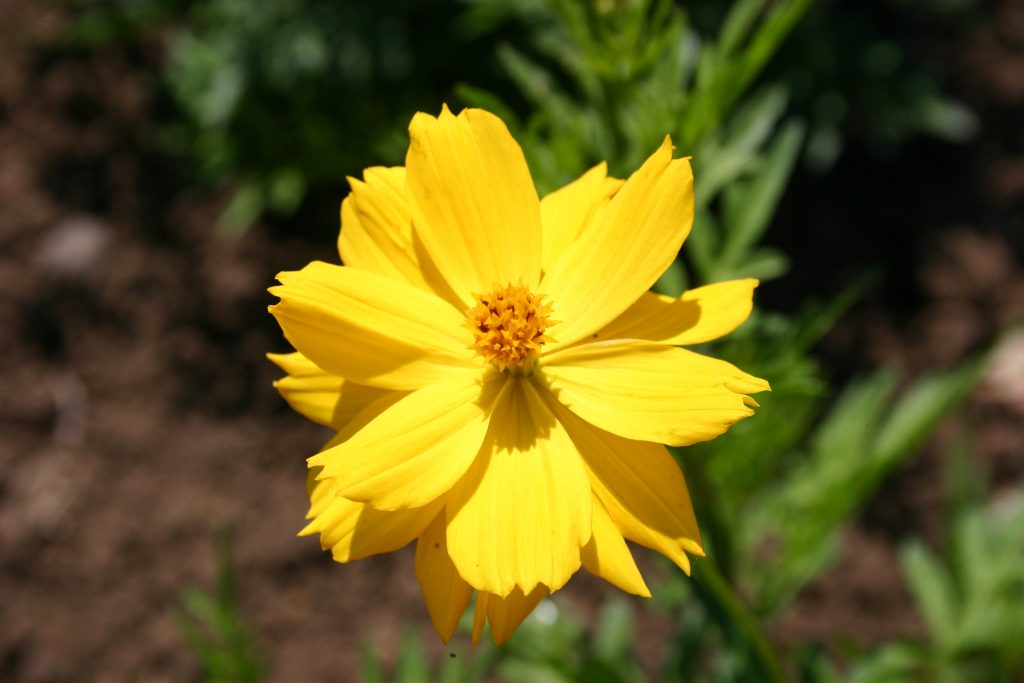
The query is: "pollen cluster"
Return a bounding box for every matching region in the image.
[466,283,554,371]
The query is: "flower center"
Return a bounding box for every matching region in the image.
[466,283,554,371]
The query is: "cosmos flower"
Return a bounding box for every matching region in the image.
[268,106,768,644]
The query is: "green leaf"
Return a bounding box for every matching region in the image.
[217,182,265,237]
[872,357,986,467]
[359,642,386,683]
[495,660,571,683]
[717,120,804,272]
[686,206,720,282]
[393,629,431,683]
[848,643,925,683]
[592,598,634,663]
[267,167,306,214]
[692,85,789,208]
[734,247,789,281]
[177,531,267,683]
[900,541,959,647]
[453,84,520,129]
[718,0,768,58]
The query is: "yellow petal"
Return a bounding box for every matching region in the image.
[310,371,508,511]
[415,510,473,643]
[306,394,406,520]
[301,397,440,561]
[593,279,758,346]
[267,351,392,428]
[483,585,549,645]
[301,492,441,563]
[306,465,332,519]
[540,163,622,272]
[406,106,542,305]
[540,138,694,348]
[446,378,591,596]
[471,592,489,646]
[338,166,461,306]
[541,341,768,447]
[269,261,476,390]
[550,399,703,575]
[581,496,651,597]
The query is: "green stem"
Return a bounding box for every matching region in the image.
[693,559,790,683]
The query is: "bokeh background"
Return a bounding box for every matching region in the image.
[2,0,1023,681]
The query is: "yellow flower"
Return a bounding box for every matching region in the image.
[268,106,768,645]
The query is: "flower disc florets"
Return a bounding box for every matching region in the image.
[466,283,554,371]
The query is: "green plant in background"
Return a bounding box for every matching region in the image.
[775,0,980,172]
[458,0,810,286]
[179,530,267,683]
[164,0,500,233]
[359,597,649,683]
[889,492,1024,682]
[63,0,978,233]
[65,0,505,234]
[360,628,501,683]
[794,481,1024,683]
[737,360,985,614]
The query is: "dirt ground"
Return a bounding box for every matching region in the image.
[1,2,1022,682]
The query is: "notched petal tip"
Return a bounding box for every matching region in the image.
[343,175,362,192]
[273,268,295,283]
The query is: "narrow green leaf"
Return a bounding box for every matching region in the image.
[686,206,719,282]
[719,0,768,57]
[359,642,386,683]
[592,598,634,662]
[719,120,804,269]
[901,541,959,647]
[872,357,987,466]
[733,246,789,281]
[394,629,431,683]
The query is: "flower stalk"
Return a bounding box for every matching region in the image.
[693,559,790,683]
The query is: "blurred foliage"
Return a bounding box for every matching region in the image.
[888,493,1024,682]
[64,0,503,233]
[737,357,984,612]
[773,0,981,172]
[178,530,267,683]
[360,627,499,683]
[62,0,978,235]
[799,487,1024,683]
[359,597,650,683]
[159,0,492,233]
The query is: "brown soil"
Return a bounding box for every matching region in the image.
[1,1,1022,682]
